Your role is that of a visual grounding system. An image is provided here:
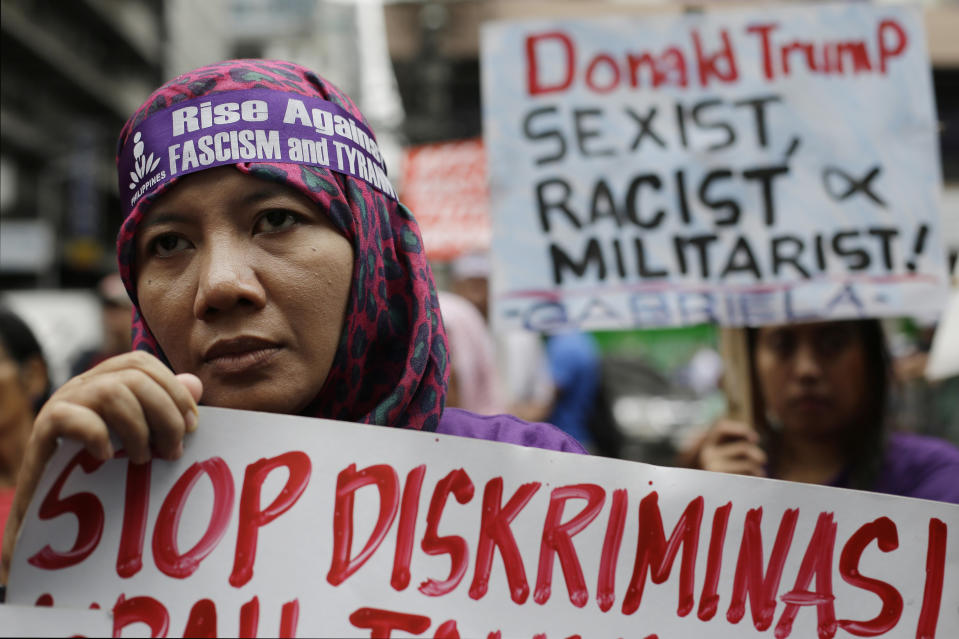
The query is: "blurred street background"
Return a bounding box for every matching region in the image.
[2,0,958,463]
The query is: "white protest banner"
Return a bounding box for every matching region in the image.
[0,603,112,637]
[7,407,959,638]
[401,139,491,261]
[480,3,948,332]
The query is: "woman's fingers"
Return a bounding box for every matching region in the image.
[714,459,768,477]
[176,373,203,406]
[707,418,761,445]
[717,440,768,466]
[107,368,188,462]
[35,401,115,461]
[1,353,202,582]
[91,352,199,426]
[698,419,767,477]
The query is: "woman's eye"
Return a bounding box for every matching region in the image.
[256,209,299,233]
[764,331,795,357]
[817,326,854,357]
[150,233,189,257]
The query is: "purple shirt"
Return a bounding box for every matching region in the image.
[832,432,959,504]
[437,407,588,454]
[870,433,959,504]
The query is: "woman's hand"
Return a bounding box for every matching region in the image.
[691,418,768,477]
[1,351,202,583]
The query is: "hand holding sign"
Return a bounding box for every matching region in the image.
[6,407,958,637]
[0,352,201,584]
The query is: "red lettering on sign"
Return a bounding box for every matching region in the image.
[240,596,259,638]
[327,464,400,586]
[35,593,54,606]
[535,484,605,607]
[469,477,541,603]
[230,451,311,587]
[627,49,688,88]
[584,54,620,94]
[916,518,947,639]
[727,507,799,631]
[746,23,778,80]
[622,493,703,616]
[434,619,460,638]
[837,516,902,636]
[877,20,907,74]
[280,599,300,638]
[420,468,475,596]
[349,607,431,638]
[112,594,169,638]
[27,450,105,570]
[526,32,575,96]
[392,464,426,591]
[152,457,234,579]
[183,598,217,638]
[698,502,732,621]
[776,512,838,639]
[596,488,628,612]
[691,29,739,87]
[117,460,151,578]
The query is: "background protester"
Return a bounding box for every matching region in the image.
[545,330,601,451]
[0,309,50,530]
[437,291,506,414]
[682,319,959,503]
[69,272,133,375]
[449,251,556,422]
[1,60,585,583]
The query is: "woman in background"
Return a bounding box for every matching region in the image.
[0,309,50,530]
[686,319,959,503]
[437,291,505,414]
[2,59,585,582]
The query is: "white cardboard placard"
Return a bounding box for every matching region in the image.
[7,407,959,637]
[481,2,948,332]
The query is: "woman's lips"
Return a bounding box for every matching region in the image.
[203,337,281,374]
[789,394,832,412]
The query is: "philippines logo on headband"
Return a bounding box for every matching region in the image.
[118,89,397,217]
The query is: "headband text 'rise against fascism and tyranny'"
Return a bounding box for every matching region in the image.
[118,88,396,217]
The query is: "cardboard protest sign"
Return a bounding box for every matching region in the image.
[0,603,111,637]
[480,3,948,332]
[401,139,491,261]
[7,407,959,638]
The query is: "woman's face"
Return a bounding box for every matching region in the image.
[135,167,354,414]
[754,321,868,437]
[0,341,44,431]
[0,341,27,430]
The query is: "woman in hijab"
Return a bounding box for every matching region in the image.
[1,60,584,580]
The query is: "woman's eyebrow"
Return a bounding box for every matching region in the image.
[140,212,192,229]
[240,187,293,205]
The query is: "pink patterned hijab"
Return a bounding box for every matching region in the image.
[114,60,448,431]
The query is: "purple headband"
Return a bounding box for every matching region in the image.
[117,88,396,218]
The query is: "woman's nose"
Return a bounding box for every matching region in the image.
[793,339,823,380]
[193,238,266,319]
